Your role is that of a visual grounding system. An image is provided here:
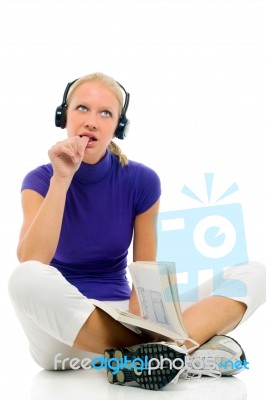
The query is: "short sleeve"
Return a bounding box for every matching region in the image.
[21,164,53,197]
[133,164,161,215]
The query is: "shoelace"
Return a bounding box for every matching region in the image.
[157,341,221,384]
[160,337,200,354]
[171,366,221,384]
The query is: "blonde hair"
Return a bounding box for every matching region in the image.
[67,72,128,166]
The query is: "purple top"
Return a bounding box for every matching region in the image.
[21,150,161,300]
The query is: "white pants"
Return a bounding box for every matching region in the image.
[8,260,266,370]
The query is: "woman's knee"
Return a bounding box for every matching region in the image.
[224,260,266,281]
[249,260,266,279]
[8,260,55,306]
[224,260,266,308]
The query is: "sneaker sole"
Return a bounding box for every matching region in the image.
[104,343,185,390]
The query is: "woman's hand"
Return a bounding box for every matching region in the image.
[48,136,89,182]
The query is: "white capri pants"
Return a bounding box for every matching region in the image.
[8,260,266,370]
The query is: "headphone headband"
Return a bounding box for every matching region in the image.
[55,78,130,140]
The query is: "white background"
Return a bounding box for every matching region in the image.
[0,0,265,399]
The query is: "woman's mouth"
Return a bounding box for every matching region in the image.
[79,134,98,146]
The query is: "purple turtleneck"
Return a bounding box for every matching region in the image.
[21,151,161,300]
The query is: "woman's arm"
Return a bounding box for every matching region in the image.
[17,178,70,264]
[17,136,89,264]
[128,199,160,315]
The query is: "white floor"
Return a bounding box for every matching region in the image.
[30,370,247,400]
[2,302,266,399]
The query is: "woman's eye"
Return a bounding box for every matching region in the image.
[77,105,88,111]
[101,110,112,117]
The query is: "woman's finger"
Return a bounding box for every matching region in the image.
[77,136,89,157]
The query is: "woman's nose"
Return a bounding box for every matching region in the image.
[84,114,98,130]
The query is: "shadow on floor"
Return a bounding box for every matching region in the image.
[31,368,247,400]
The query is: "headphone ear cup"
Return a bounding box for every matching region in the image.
[55,106,67,129]
[115,116,130,140]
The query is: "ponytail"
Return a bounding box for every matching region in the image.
[108,141,128,166]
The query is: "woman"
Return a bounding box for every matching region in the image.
[8,72,266,391]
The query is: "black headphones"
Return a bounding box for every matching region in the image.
[55,78,130,140]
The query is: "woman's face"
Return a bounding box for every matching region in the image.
[66,81,120,164]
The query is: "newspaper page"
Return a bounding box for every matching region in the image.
[129,262,185,334]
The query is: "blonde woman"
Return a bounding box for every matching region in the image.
[8,73,266,390]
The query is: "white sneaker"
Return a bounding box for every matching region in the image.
[182,335,246,379]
